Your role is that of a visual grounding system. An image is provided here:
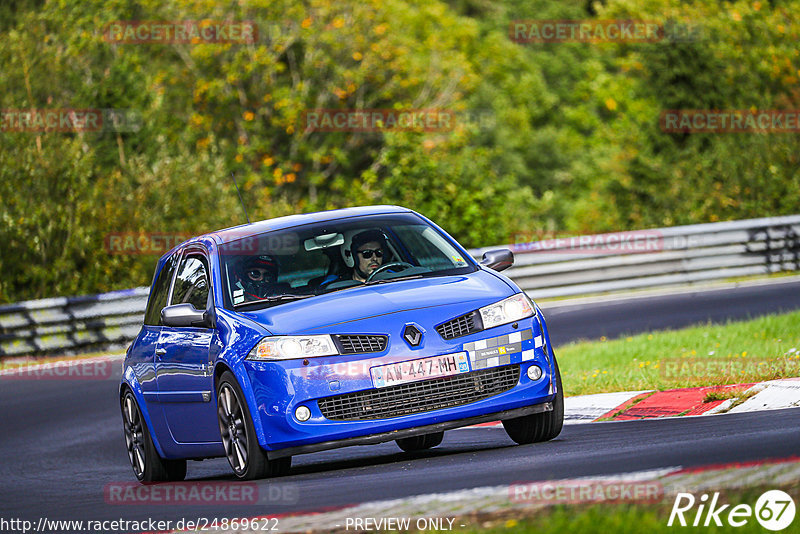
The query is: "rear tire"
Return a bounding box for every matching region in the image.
[502,358,564,445]
[217,371,291,480]
[121,390,187,483]
[396,431,444,452]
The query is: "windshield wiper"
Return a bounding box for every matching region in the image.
[364,274,424,286]
[234,294,314,309]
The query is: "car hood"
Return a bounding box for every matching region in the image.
[239,270,515,334]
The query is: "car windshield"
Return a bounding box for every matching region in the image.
[218,213,476,310]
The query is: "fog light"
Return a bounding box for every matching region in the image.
[295,405,311,422]
[527,365,543,381]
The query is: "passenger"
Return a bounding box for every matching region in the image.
[234,254,279,301]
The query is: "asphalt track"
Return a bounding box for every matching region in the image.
[1,280,799,531]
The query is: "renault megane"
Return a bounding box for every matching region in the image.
[120,205,563,481]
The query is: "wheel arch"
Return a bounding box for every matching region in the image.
[533,302,556,362]
[532,301,560,398]
[213,359,269,448]
[119,368,169,458]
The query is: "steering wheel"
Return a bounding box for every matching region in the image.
[365,262,415,283]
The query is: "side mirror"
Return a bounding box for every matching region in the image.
[161,303,215,328]
[480,249,514,272]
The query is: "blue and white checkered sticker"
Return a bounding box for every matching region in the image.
[462,329,544,370]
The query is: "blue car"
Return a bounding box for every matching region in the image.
[120,205,563,482]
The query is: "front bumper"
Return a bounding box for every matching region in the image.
[243,320,555,453]
[265,401,553,459]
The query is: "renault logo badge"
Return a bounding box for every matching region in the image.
[403,325,423,347]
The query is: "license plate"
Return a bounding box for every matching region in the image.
[370,352,470,388]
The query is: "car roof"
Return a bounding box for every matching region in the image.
[207,205,413,245]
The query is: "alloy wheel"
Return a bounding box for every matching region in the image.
[122,393,146,479]
[218,383,249,475]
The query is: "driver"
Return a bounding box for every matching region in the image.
[234,254,279,301]
[349,229,386,283]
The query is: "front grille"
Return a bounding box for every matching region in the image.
[436,310,482,340]
[317,364,520,421]
[334,335,388,354]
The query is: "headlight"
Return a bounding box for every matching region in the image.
[247,335,339,361]
[479,293,534,329]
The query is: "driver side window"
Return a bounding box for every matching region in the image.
[171,255,210,311]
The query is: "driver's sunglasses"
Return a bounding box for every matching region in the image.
[357,248,384,259]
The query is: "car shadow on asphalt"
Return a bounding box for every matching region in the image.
[183,436,525,481]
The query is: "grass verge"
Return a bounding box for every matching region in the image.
[557,310,800,396]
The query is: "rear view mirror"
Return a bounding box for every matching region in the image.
[304,233,344,251]
[161,303,214,328]
[480,249,514,272]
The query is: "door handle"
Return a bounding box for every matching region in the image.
[155,348,167,356]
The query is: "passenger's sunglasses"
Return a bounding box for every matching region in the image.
[246,268,275,281]
[356,248,384,259]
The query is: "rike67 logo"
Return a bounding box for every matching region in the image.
[668,490,796,531]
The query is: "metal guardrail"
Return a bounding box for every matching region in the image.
[474,215,800,298]
[0,288,149,357]
[1,216,798,356]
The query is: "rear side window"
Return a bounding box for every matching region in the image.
[143,253,179,326]
[171,255,210,311]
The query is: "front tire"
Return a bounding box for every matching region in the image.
[217,371,291,480]
[502,359,564,445]
[396,431,444,452]
[121,390,187,482]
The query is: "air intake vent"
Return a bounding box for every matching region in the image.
[435,310,483,340]
[334,335,388,354]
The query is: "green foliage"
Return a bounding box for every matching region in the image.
[1,0,799,302]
